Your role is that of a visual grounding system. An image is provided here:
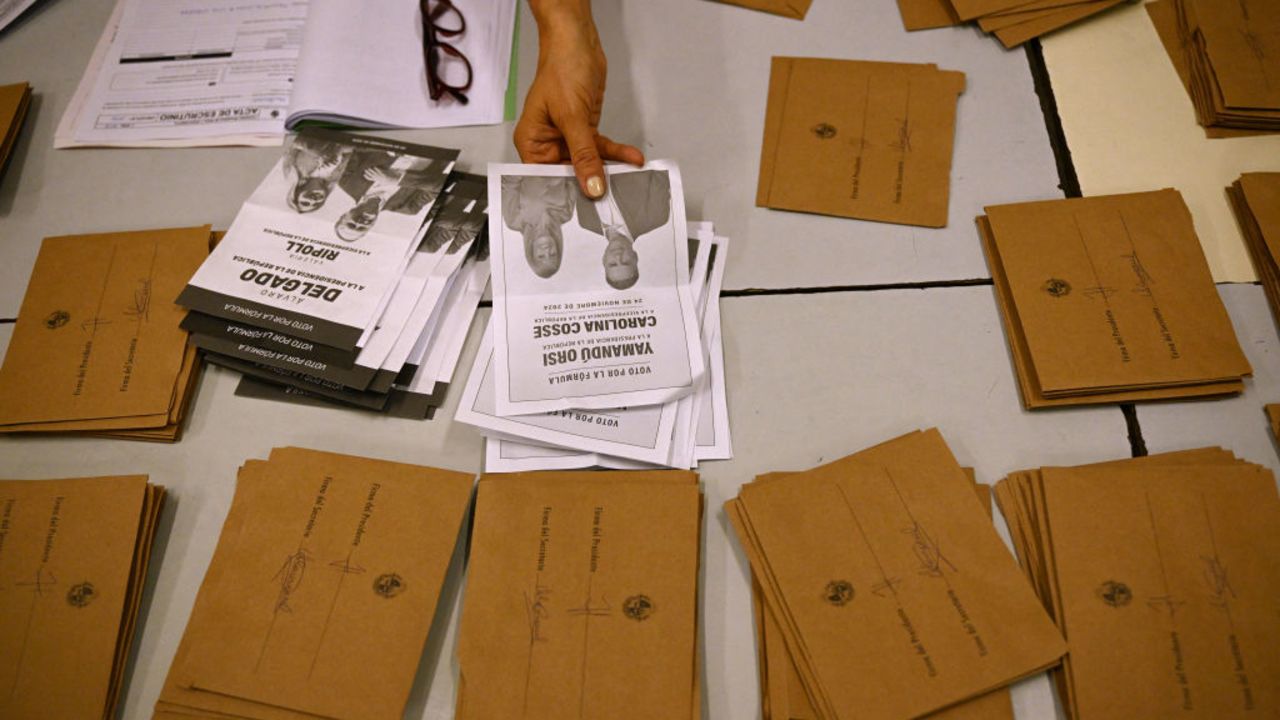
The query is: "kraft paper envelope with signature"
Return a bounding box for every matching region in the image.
[726,429,1066,720]
[756,57,966,228]
[0,226,210,441]
[0,475,165,720]
[753,475,1018,720]
[978,189,1252,409]
[455,470,702,720]
[995,451,1280,719]
[154,447,474,720]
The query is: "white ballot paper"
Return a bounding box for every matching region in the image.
[488,161,704,415]
[178,129,457,350]
[61,0,305,147]
[478,234,737,471]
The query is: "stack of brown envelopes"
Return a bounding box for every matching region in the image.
[752,470,1018,720]
[154,448,474,720]
[1149,0,1280,134]
[0,226,212,441]
[1266,404,1280,443]
[757,57,966,228]
[0,81,31,178]
[1229,173,1280,324]
[728,429,1067,720]
[979,190,1252,409]
[0,474,165,720]
[994,449,1280,719]
[895,0,1125,48]
[456,470,703,719]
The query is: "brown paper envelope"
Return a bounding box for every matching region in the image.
[978,216,1244,407]
[1189,0,1280,110]
[990,0,1124,47]
[1145,1,1269,138]
[0,475,151,720]
[0,81,31,174]
[1043,463,1280,718]
[1238,173,1280,263]
[157,466,330,720]
[179,451,474,720]
[106,484,166,716]
[711,0,812,20]
[753,471,1016,720]
[1228,182,1280,325]
[733,429,1065,720]
[897,0,963,31]
[984,192,1251,394]
[976,0,1110,31]
[0,226,211,426]
[757,57,965,228]
[457,477,700,719]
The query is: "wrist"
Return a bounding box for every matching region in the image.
[529,0,597,51]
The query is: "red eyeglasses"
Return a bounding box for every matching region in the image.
[422,0,473,105]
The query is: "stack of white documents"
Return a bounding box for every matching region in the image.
[456,161,733,470]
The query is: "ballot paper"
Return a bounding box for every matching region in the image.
[753,478,1016,720]
[455,470,702,720]
[155,447,475,720]
[179,129,458,351]
[726,429,1067,720]
[994,451,1280,719]
[488,161,705,415]
[1229,173,1280,327]
[469,233,732,470]
[0,82,31,179]
[0,474,165,720]
[0,226,210,440]
[711,0,813,19]
[979,190,1252,408]
[757,57,966,228]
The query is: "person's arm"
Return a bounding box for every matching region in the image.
[515,0,644,200]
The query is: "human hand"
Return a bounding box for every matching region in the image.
[516,1,644,199]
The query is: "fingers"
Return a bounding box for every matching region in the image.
[558,114,607,199]
[596,134,645,167]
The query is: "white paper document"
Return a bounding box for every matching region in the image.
[61,0,306,147]
[487,161,705,416]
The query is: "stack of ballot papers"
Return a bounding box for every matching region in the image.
[0,81,31,178]
[1145,0,1280,135]
[993,449,1280,718]
[895,0,1127,47]
[154,447,475,720]
[0,226,211,441]
[978,189,1252,409]
[55,0,518,147]
[1229,173,1280,326]
[177,129,491,419]
[756,57,966,229]
[0,474,166,720]
[455,470,703,719]
[727,429,1067,720]
[456,162,733,471]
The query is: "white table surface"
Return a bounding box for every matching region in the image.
[0,285,1137,719]
[0,0,1065,317]
[1136,283,1280,477]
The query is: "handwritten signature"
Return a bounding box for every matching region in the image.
[272,549,311,614]
[904,522,956,578]
[1200,555,1236,610]
[125,279,152,323]
[525,582,552,645]
[1122,252,1155,297]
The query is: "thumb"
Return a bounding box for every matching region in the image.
[560,116,607,199]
